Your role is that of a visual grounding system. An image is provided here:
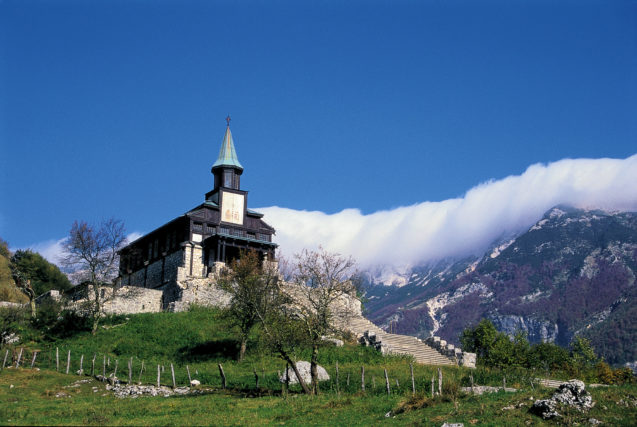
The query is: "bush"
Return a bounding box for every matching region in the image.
[594,362,635,385]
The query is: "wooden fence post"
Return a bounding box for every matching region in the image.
[410,363,415,395]
[128,358,132,384]
[102,355,106,379]
[157,364,161,387]
[138,361,145,384]
[470,373,474,394]
[335,361,339,394]
[2,349,8,369]
[79,354,84,375]
[438,368,442,395]
[91,354,96,376]
[186,365,192,384]
[15,347,23,368]
[218,364,226,389]
[170,363,176,389]
[502,376,506,390]
[65,350,70,374]
[113,360,118,381]
[361,366,365,391]
[253,368,259,389]
[384,368,390,396]
[30,351,38,368]
[55,347,59,372]
[431,375,434,397]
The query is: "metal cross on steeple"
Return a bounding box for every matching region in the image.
[225,115,231,126]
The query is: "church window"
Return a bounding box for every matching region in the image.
[224,171,233,188]
[219,227,230,235]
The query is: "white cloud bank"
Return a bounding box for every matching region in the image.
[260,155,637,270]
[17,155,637,273]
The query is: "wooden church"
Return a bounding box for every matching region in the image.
[118,120,277,291]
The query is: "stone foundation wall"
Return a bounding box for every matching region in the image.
[164,277,231,312]
[120,250,184,289]
[103,286,163,315]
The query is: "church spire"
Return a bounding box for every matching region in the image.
[212,117,243,171]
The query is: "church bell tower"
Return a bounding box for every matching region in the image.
[211,116,243,191]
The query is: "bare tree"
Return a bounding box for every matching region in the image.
[288,247,358,394]
[62,218,125,334]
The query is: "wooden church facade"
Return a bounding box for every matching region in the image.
[118,122,277,291]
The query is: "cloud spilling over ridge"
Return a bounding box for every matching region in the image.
[260,155,637,270]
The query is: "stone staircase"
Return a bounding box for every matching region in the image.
[335,315,459,366]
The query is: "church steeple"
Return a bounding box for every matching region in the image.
[211,117,243,191]
[212,118,243,171]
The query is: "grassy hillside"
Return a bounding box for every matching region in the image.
[1,306,635,425]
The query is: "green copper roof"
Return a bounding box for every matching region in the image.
[212,126,243,170]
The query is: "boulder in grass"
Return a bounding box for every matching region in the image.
[531,380,594,420]
[279,361,330,384]
[190,379,200,386]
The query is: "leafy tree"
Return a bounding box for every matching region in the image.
[460,318,500,361]
[0,238,27,303]
[11,250,72,296]
[217,250,272,361]
[460,319,528,368]
[218,250,312,393]
[62,218,126,334]
[527,341,570,371]
[9,265,37,318]
[570,336,599,369]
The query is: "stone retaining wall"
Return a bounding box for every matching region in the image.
[425,335,476,368]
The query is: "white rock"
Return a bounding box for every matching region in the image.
[190,379,200,386]
[279,361,330,384]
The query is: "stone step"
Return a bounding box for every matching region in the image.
[334,315,458,367]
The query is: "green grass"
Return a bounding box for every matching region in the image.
[1,369,636,426]
[1,307,636,425]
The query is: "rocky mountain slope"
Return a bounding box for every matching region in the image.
[364,207,637,365]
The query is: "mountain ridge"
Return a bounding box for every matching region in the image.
[364,206,637,365]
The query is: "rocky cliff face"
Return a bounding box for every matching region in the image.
[364,207,637,365]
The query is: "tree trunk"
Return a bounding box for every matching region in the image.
[91,281,101,335]
[239,335,247,362]
[91,316,100,335]
[282,354,310,395]
[29,297,36,319]
[310,343,319,395]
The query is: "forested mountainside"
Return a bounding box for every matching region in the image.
[365,207,637,365]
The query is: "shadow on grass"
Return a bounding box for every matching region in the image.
[177,339,241,362]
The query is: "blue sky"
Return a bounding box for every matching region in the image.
[1,0,636,262]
